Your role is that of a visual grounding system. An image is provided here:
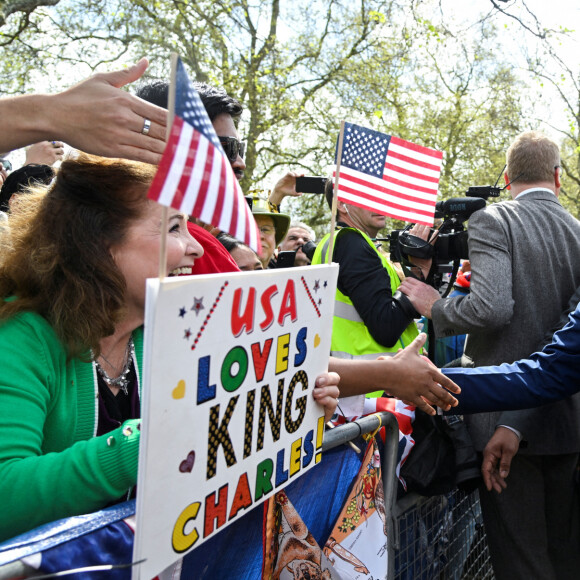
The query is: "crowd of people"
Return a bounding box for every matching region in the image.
[2,59,580,580]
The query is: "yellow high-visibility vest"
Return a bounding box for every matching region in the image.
[312,227,419,397]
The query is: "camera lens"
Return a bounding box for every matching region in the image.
[301,240,317,261]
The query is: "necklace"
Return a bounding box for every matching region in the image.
[94,337,134,396]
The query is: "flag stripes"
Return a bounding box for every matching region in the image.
[335,122,443,226]
[336,167,438,221]
[147,57,260,252]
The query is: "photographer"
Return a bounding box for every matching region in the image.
[310,183,419,412]
[278,222,316,267]
[399,131,580,580]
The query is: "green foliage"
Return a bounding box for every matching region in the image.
[1,0,579,229]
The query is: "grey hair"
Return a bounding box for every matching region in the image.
[287,221,315,242]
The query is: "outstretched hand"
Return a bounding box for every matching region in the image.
[381,333,461,415]
[25,141,65,166]
[49,58,168,164]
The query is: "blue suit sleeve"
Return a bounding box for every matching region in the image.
[444,303,580,414]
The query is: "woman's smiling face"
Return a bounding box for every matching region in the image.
[111,202,204,321]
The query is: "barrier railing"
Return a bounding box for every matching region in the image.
[392,488,494,579]
[323,411,401,579]
[1,412,494,579]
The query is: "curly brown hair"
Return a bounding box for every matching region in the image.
[0,154,156,359]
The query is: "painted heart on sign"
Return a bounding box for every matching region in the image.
[314,333,321,347]
[179,451,195,473]
[172,379,186,399]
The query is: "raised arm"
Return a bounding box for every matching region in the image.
[0,58,167,164]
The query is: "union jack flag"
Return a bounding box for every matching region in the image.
[335,122,443,226]
[148,57,260,252]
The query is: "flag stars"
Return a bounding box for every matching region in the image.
[184,328,192,339]
[336,122,440,224]
[178,306,187,318]
[176,61,222,148]
[342,126,387,175]
[313,280,320,292]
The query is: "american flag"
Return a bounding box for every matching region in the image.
[148,57,260,252]
[335,122,443,226]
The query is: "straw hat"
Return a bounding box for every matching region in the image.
[248,194,291,246]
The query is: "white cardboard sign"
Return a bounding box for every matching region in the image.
[133,265,338,579]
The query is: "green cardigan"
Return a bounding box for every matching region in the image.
[0,310,143,541]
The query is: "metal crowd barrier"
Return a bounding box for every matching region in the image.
[392,489,494,579]
[324,412,495,579]
[323,411,401,579]
[1,411,494,579]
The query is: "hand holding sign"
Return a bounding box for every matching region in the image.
[312,373,340,421]
[134,265,338,579]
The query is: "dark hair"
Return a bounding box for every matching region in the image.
[192,82,243,122]
[135,79,169,109]
[324,178,339,220]
[216,231,243,253]
[0,154,156,359]
[136,80,243,122]
[0,164,55,212]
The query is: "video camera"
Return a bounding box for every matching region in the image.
[388,173,511,358]
[389,196,484,283]
[388,181,503,293]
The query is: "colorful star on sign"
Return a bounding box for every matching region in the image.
[184,328,192,339]
[191,297,205,315]
[324,280,328,288]
[178,306,187,318]
[313,280,320,292]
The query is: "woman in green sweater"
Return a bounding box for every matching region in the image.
[0,154,341,541]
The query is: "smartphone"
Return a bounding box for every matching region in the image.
[295,176,327,194]
[276,251,296,268]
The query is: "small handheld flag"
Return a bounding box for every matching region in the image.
[334,122,443,226]
[148,56,260,252]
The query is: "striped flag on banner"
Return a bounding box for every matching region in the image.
[335,122,443,226]
[147,57,260,252]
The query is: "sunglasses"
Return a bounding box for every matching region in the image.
[218,136,245,163]
[0,159,12,172]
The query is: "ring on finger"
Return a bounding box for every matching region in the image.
[142,118,152,136]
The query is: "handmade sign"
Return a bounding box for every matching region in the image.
[133,265,338,579]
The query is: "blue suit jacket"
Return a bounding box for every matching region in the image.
[445,303,580,414]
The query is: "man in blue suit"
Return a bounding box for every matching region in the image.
[445,302,580,494]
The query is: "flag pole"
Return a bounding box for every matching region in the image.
[158,54,178,281]
[327,120,345,266]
